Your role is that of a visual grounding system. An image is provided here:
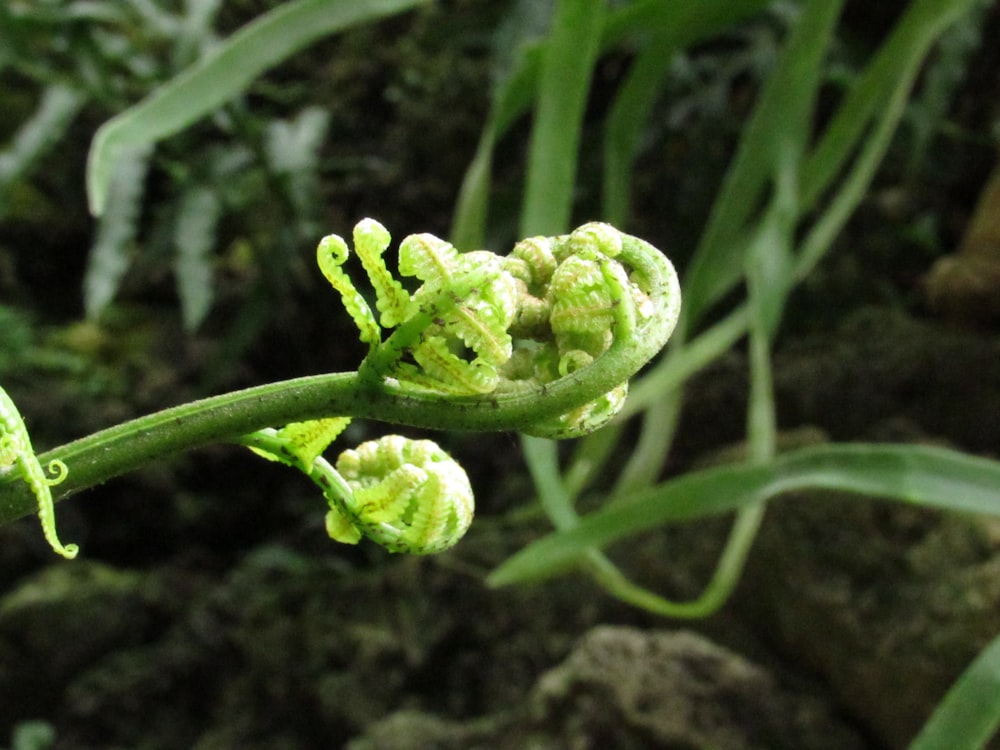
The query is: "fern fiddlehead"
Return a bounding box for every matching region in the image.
[241,422,474,555]
[244,218,679,554]
[1,219,679,557]
[329,436,474,554]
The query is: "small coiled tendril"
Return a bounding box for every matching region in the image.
[249,217,679,554]
[0,386,78,559]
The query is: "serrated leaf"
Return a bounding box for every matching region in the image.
[173,185,221,331]
[398,232,459,286]
[245,418,351,469]
[276,417,351,467]
[0,85,84,185]
[83,144,152,319]
[87,0,431,215]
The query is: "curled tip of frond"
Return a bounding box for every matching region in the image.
[55,543,80,560]
[46,459,69,485]
[316,233,350,265]
[354,217,391,251]
[566,221,623,258]
[317,218,679,437]
[330,435,474,555]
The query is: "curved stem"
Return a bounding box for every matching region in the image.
[0,233,680,528]
[237,428,354,507]
[585,501,766,620]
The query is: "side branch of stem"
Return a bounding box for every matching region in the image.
[0,233,679,527]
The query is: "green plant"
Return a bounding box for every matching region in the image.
[0,385,75,558]
[442,0,1000,748]
[1,0,430,343]
[0,720,55,750]
[2,0,998,746]
[0,217,680,557]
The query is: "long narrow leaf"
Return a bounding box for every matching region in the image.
[602,0,772,224]
[450,42,543,249]
[800,0,984,210]
[909,632,1000,750]
[616,0,984,417]
[488,442,1000,586]
[452,0,704,247]
[794,0,984,278]
[87,0,429,215]
[520,0,604,236]
[449,126,498,251]
[681,0,845,331]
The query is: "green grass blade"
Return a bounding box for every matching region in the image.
[794,0,983,278]
[450,126,498,251]
[452,0,762,246]
[87,0,429,215]
[520,0,605,236]
[602,40,674,226]
[449,0,646,246]
[602,0,772,224]
[801,0,983,210]
[682,0,980,331]
[522,434,577,530]
[681,0,844,331]
[620,305,749,418]
[909,632,1000,750]
[450,42,542,249]
[488,442,1000,586]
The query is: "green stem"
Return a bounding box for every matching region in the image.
[0,233,680,528]
[237,428,354,506]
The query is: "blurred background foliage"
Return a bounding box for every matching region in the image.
[1,0,993,389]
[1,0,500,393]
[1,0,999,747]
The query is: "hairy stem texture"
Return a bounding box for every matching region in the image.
[0,226,679,530]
